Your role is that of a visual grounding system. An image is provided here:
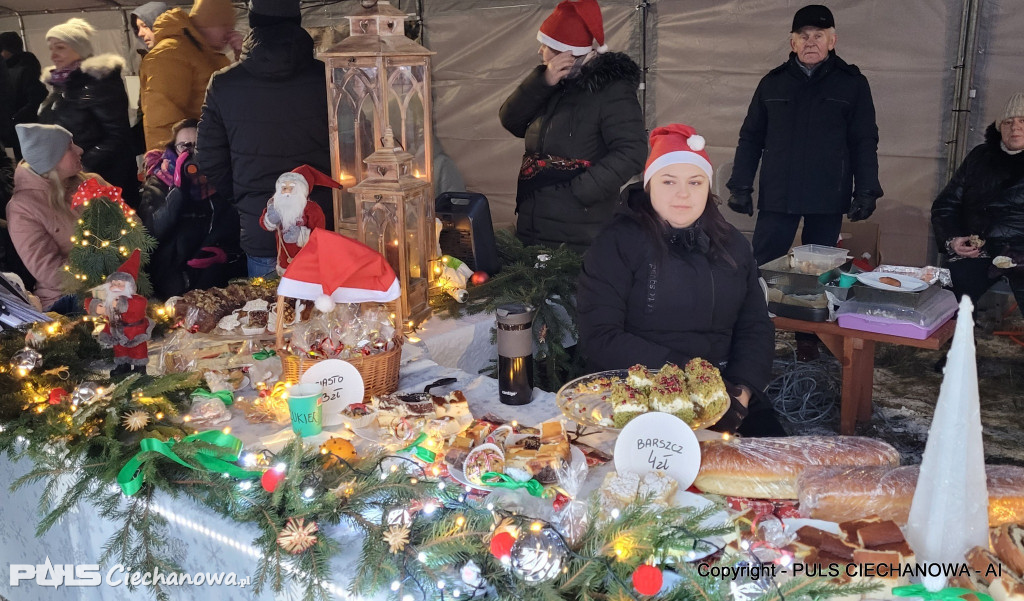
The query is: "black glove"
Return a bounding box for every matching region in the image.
[847,194,877,222]
[708,383,750,434]
[727,193,754,216]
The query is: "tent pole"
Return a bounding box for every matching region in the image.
[637,1,649,124]
[946,0,981,182]
[16,13,26,47]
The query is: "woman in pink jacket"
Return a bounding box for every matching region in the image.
[7,123,92,312]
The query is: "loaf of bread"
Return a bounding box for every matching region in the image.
[994,525,1024,576]
[693,436,900,499]
[798,465,1024,525]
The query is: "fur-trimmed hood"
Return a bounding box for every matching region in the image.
[563,51,641,93]
[42,53,125,84]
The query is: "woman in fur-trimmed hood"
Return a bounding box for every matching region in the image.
[38,18,139,207]
[499,0,647,252]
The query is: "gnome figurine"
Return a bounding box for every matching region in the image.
[261,165,341,275]
[85,250,154,376]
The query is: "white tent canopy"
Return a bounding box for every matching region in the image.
[2,0,1017,266]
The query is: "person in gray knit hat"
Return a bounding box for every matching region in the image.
[7,122,90,313]
[932,91,1024,322]
[15,123,73,175]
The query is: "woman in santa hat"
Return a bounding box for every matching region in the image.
[576,125,784,436]
[499,0,646,252]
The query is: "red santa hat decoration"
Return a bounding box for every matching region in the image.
[277,228,401,312]
[643,124,712,187]
[538,0,608,56]
[277,165,342,197]
[117,249,142,280]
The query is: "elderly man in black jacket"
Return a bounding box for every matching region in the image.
[727,5,883,260]
[198,0,331,278]
[931,93,1024,317]
[726,4,882,360]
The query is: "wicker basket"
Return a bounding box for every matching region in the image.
[274,294,403,399]
[278,338,403,399]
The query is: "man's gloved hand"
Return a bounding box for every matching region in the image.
[264,202,281,227]
[727,193,754,216]
[847,194,877,222]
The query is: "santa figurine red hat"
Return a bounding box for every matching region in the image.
[643,124,712,187]
[261,165,341,275]
[538,0,608,56]
[84,249,153,376]
[278,228,401,313]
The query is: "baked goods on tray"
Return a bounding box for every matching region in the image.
[797,464,1024,525]
[694,436,900,499]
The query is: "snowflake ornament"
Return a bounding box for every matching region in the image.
[121,410,150,432]
[383,524,411,554]
[277,518,318,554]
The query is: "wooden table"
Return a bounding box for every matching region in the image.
[772,316,957,435]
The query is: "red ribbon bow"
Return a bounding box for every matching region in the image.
[71,178,132,218]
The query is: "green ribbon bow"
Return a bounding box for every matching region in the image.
[893,585,993,601]
[480,472,545,497]
[399,432,437,464]
[252,349,276,360]
[191,387,235,406]
[117,430,260,496]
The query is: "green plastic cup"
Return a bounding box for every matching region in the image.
[287,383,323,437]
[838,272,858,288]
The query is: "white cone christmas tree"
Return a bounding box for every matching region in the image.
[904,296,989,591]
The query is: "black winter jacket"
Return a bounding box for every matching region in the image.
[727,51,882,215]
[932,123,1024,250]
[499,52,647,251]
[6,51,46,126]
[38,55,139,206]
[577,184,775,396]
[199,23,331,258]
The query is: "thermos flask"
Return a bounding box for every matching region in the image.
[496,303,536,405]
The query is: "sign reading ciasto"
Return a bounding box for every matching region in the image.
[612,412,702,489]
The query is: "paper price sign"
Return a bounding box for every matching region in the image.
[299,359,364,426]
[613,412,702,489]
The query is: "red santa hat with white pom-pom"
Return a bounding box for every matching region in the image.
[538,0,608,56]
[643,123,713,187]
[277,228,400,313]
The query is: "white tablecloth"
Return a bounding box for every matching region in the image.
[0,339,612,601]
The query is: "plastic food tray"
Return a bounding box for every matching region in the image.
[836,290,958,340]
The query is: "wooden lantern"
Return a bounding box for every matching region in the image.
[319,0,435,238]
[349,127,435,327]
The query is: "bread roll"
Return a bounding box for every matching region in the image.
[798,465,1024,525]
[694,436,900,499]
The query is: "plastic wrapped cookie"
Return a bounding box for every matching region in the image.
[463,443,505,486]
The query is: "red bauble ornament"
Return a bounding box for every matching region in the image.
[261,468,285,493]
[632,564,663,596]
[48,388,67,405]
[470,270,489,285]
[489,531,516,560]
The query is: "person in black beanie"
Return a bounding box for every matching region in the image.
[0,32,47,160]
[198,0,332,278]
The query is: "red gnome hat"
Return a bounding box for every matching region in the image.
[291,165,342,192]
[538,0,608,56]
[277,229,400,313]
[644,124,713,187]
[116,249,141,280]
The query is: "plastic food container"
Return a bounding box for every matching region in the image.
[836,289,958,339]
[791,245,851,273]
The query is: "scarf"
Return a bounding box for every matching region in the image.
[48,61,82,89]
[145,148,178,188]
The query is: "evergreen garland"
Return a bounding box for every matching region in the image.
[0,323,876,601]
[431,230,584,390]
[64,197,157,296]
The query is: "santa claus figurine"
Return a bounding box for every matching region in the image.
[85,250,154,376]
[261,165,341,275]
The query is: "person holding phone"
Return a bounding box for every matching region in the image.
[499,0,646,252]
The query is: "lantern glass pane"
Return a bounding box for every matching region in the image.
[334,67,381,225]
[404,194,424,280]
[361,198,400,275]
[387,65,427,178]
